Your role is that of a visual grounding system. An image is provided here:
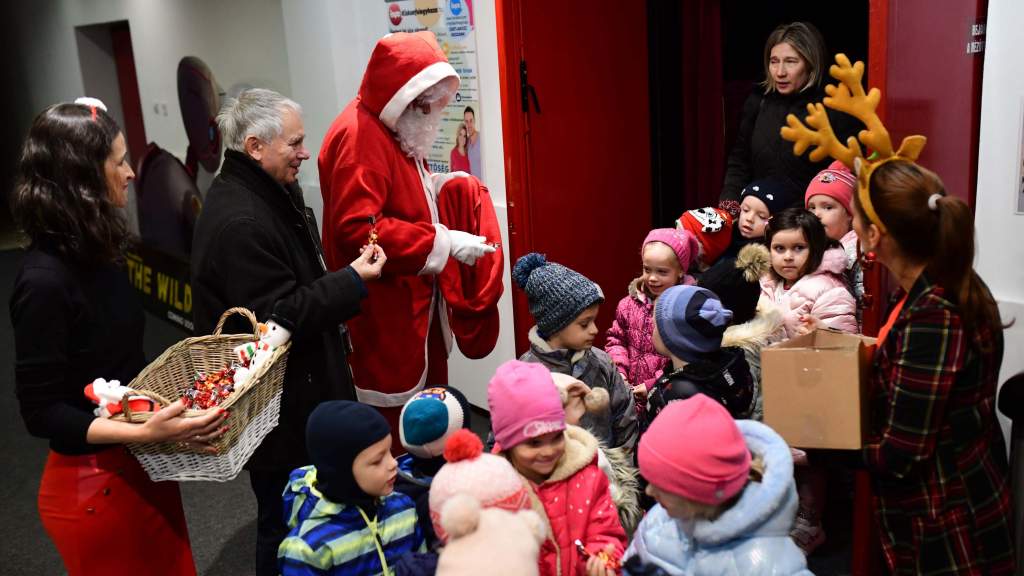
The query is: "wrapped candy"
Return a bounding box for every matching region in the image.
[575,539,621,572]
[182,365,236,409]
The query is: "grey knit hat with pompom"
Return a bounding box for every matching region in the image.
[512,253,604,339]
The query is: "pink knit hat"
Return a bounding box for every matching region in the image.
[429,430,531,543]
[804,160,856,215]
[487,360,565,450]
[644,228,700,272]
[638,395,750,505]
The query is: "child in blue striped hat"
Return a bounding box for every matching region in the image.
[645,285,755,425]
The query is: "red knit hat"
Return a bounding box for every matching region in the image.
[804,160,856,215]
[676,207,734,266]
[638,395,750,505]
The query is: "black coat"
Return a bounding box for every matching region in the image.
[645,346,754,426]
[192,150,364,471]
[721,85,861,202]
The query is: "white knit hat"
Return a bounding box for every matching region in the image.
[428,429,531,543]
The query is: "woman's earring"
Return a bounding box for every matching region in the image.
[860,250,876,270]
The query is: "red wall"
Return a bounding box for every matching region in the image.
[879,0,988,206]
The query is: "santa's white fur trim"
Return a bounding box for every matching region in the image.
[379,61,459,131]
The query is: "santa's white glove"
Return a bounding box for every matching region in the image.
[448,229,496,266]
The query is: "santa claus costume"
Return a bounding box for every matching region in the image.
[320,32,499,437]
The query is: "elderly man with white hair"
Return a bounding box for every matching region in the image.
[319,31,496,440]
[190,88,386,576]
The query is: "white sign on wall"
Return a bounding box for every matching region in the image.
[386,0,485,183]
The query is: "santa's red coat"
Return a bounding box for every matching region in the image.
[320,32,495,409]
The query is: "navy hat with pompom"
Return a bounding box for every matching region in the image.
[512,253,604,339]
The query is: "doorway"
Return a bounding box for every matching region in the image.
[75,20,147,238]
[499,0,653,354]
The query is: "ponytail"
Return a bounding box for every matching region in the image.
[867,162,1005,338]
[927,195,1003,337]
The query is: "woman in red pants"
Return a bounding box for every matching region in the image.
[10,100,228,575]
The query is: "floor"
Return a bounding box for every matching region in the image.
[0,247,854,575]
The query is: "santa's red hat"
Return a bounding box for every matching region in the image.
[358,31,459,131]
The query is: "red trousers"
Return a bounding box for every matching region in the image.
[38,446,197,576]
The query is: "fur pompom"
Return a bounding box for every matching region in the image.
[583,387,610,414]
[439,493,481,539]
[512,252,547,288]
[736,243,771,283]
[516,509,548,544]
[443,429,483,462]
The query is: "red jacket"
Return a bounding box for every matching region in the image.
[318,32,459,406]
[522,426,627,576]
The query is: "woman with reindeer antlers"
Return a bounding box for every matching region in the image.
[783,54,1015,574]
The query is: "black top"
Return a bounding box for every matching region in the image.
[646,346,754,426]
[191,149,365,471]
[721,85,861,202]
[11,248,146,455]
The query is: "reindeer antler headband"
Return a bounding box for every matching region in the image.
[780,54,927,234]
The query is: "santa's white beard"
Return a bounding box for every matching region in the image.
[396,106,443,159]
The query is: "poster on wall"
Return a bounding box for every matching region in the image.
[386,0,485,182]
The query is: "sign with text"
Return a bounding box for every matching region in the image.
[125,245,194,333]
[385,0,485,182]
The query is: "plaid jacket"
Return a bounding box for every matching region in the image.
[863,275,1014,575]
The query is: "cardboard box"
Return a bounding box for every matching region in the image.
[761,329,877,450]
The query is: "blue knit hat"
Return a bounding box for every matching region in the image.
[654,285,733,362]
[399,386,471,460]
[512,253,604,339]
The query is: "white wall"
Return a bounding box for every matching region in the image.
[281,0,516,409]
[976,0,1024,440]
[12,0,515,409]
[13,0,292,166]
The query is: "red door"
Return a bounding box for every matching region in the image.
[498,0,652,354]
[871,0,987,208]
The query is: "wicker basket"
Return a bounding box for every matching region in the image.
[116,307,291,482]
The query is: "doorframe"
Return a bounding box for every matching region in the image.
[495,0,535,355]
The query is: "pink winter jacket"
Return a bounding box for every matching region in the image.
[759,246,858,339]
[606,277,692,391]
[523,426,627,576]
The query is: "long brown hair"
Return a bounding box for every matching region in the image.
[862,161,1003,336]
[12,103,128,266]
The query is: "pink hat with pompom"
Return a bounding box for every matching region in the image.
[428,429,531,543]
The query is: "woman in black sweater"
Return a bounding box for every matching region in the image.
[721,22,860,203]
[10,101,225,575]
